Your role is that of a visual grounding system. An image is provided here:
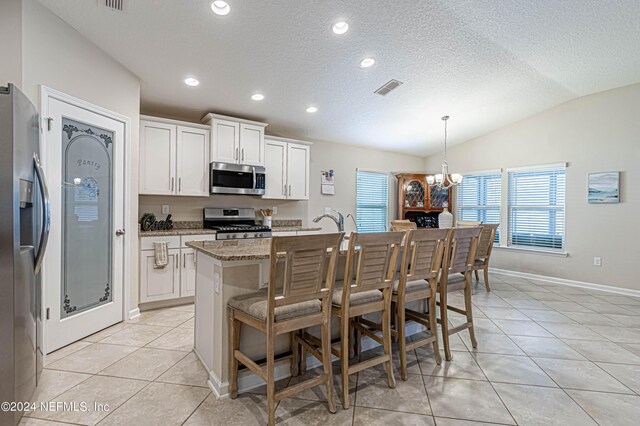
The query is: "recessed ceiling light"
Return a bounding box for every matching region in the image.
[332,21,349,35]
[360,58,375,68]
[251,93,264,101]
[184,77,200,87]
[306,106,318,113]
[211,1,230,16]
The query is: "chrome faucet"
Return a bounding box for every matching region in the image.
[313,210,345,232]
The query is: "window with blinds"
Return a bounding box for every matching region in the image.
[457,172,501,243]
[507,165,566,251]
[356,170,389,233]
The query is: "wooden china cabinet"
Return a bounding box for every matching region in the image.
[396,173,453,226]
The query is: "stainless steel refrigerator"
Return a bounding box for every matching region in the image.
[0,84,50,425]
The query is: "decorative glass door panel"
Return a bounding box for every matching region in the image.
[429,186,450,209]
[61,118,113,318]
[404,180,425,208]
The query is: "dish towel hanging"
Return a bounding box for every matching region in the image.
[153,242,169,268]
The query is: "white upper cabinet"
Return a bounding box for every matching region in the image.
[203,113,268,166]
[140,120,176,195]
[139,116,210,196]
[240,124,265,166]
[287,143,310,200]
[263,136,311,200]
[264,139,287,199]
[210,118,239,164]
[177,126,209,196]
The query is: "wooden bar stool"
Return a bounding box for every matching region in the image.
[227,233,343,426]
[471,224,499,291]
[437,227,482,361]
[392,228,449,380]
[330,231,403,409]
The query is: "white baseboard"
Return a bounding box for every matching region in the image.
[128,307,140,320]
[490,268,640,298]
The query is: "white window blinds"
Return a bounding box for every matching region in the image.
[356,170,389,233]
[457,172,501,243]
[507,165,566,251]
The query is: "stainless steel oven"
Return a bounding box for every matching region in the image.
[209,162,265,195]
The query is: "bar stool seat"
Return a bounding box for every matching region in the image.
[332,288,382,306]
[228,290,321,322]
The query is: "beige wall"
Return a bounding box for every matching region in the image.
[425,83,640,291]
[0,0,23,86]
[21,0,141,312]
[139,138,425,234]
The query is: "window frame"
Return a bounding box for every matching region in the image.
[456,169,502,244]
[505,163,567,253]
[355,169,389,233]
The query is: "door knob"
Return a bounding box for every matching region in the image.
[115,229,126,236]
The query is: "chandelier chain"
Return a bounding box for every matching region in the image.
[443,117,448,162]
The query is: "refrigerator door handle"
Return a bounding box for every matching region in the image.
[33,153,51,274]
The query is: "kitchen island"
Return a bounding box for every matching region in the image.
[187,237,422,399]
[187,238,297,398]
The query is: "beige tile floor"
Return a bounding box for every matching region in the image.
[20,274,640,425]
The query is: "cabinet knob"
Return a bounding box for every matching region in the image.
[115,229,126,236]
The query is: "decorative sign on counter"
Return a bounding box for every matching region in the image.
[321,170,335,195]
[140,213,174,231]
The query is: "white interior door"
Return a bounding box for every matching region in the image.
[43,96,126,353]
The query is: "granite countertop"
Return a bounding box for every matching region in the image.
[187,238,347,261]
[139,228,217,237]
[271,226,323,232]
[186,239,271,261]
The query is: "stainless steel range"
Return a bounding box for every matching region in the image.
[203,208,272,240]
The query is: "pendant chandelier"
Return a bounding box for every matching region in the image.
[427,115,463,189]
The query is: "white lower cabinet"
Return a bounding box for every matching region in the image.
[140,249,181,302]
[180,248,197,297]
[139,234,216,303]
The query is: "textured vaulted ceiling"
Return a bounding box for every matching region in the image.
[38,0,640,156]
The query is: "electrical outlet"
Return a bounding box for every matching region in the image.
[161,204,170,215]
[272,206,277,215]
[324,207,332,214]
[593,257,602,267]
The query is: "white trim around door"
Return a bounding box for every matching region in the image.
[39,86,132,354]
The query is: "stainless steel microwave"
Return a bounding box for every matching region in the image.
[210,162,266,195]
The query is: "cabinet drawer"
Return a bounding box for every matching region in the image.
[180,234,217,248]
[140,235,180,250]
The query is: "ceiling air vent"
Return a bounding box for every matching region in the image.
[105,0,123,11]
[374,79,403,96]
